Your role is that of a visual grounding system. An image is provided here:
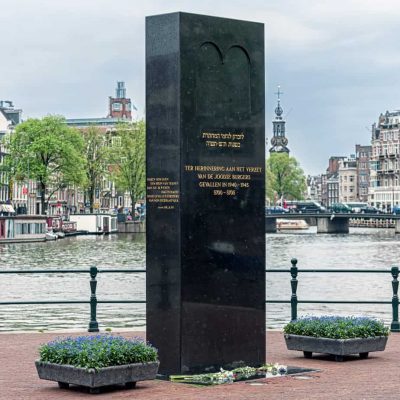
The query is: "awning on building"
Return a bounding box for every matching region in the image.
[0,204,15,213]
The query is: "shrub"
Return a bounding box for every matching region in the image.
[39,335,158,370]
[284,316,389,339]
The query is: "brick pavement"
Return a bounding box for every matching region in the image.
[0,330,398,400]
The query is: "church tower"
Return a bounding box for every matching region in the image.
[269,86,289,154]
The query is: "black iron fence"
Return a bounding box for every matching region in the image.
[266,259,400,332]
[1,260,399,332]
[0,267,146,332]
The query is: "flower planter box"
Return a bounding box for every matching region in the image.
[284,334,388,361]
[35,361,159,394]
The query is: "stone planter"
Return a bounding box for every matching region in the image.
[35,361,159,394]
[284,334,388,361]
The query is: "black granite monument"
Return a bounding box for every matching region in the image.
[146,12,265,375]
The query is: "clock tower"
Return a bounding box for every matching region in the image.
[269,86,289,154]
[108,81,133,120]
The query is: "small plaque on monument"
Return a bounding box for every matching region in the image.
[146,12,265,375]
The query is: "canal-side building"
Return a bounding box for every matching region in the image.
[321,156,345,207]
[321,146,370,206]
[62,81,138,215]
[338,156,358,203]
[306,175,322,203]
[326,173,339,207]
[320,173,328,206]
[355,144,371,203]
[0,100,22,210]
[369,110,400,211]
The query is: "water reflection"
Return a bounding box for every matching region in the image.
[0,234,146,331]
[266,227,400,329]
[0,228,399,331]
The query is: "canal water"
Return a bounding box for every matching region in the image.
[0,228,399,331]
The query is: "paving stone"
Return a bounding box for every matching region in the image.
[0,330,397,400]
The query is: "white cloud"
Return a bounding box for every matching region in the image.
[1,0,400,172]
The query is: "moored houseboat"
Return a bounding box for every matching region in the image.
[69,214,117,234]
[46,216,77,235]
[0,215,47,243]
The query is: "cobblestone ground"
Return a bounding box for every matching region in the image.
[0,330,398,400]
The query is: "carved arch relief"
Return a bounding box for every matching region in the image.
[196,42,251,118]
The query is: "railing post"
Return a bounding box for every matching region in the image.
[88,266,99,332]
[290,258,298,322]
[391,266,400,332]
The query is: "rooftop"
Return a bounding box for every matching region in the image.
[65,117,128,127]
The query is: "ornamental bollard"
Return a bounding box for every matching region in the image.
[290,258,298,322]
[88,266,99,332]
[391,266,400,332]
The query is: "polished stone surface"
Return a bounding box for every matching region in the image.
[146,12,265,375]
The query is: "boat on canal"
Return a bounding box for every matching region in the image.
[277,219,309,231]
[0,215,48,243]
[69,213,118,234]
[46,216,77,236]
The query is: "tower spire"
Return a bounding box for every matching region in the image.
[274,85,284,119]
[269,85,289,154]
[275,85,283,101]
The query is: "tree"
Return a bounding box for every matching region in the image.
[4,115,86,214]
[266,153,306,202]
[82,126,109,213]
[108,120,145,211]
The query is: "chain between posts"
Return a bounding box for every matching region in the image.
[88,266,99,332]
[290,258,298,321]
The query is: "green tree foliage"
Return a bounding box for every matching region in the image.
[3,115,86,214]
[266,153,306,201]
[82,126,109,213]
[108,120,145,210]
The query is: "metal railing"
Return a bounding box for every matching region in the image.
[0,267,146,332]
[266,258,400,332]
[1,259,399,332]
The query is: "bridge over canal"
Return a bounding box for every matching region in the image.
[265,212,400,234]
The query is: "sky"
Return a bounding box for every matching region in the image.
[1,0,400,175]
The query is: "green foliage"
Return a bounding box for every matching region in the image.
[3,115,86,214]
[108,120,145,208]
[266,153,306,201]
[39,335,158,370]
[284,316,389,339]
[81,126,109,212]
